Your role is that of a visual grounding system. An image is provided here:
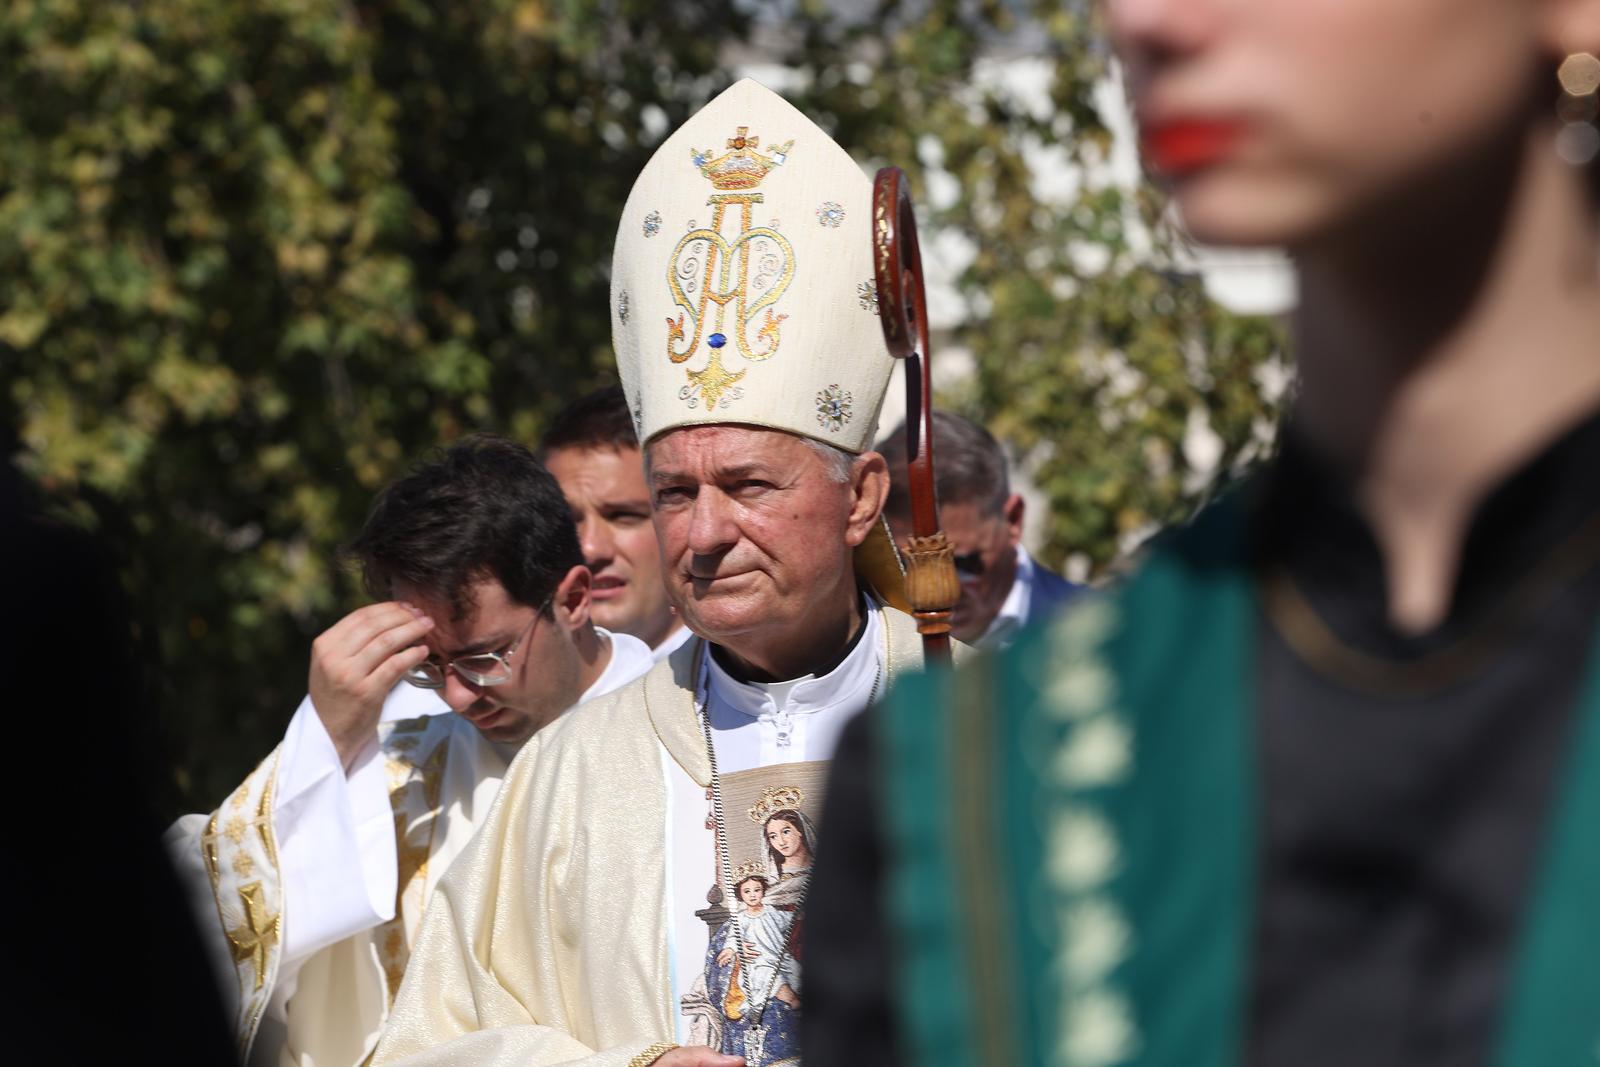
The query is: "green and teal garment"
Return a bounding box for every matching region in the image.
[878,497,1599,1067]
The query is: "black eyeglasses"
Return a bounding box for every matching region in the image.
[953,550,986,578]
[402,596,553,689]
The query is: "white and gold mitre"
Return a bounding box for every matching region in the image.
[610,78,893,454]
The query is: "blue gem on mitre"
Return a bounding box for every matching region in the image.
[708,332,727,348]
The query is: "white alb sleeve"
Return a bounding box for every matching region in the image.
[272,696,398,976]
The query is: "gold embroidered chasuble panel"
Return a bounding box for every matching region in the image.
[178,712,507,1065]
[198,752,285,1059]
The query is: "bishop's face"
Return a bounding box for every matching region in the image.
[646,425,883,667]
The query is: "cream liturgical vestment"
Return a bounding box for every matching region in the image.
[371,603,936,1067]
[167,630,653,1066]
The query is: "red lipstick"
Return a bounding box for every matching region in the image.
[1140,119,1245,176]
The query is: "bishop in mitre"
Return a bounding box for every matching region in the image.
[373,79,949,1067]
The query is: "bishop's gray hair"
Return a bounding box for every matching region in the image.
[802,437,855,484]
[641,429,855,484]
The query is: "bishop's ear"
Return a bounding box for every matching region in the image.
[845,451,891,548]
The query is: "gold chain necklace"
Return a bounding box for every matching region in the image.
[1261,510,1600,699]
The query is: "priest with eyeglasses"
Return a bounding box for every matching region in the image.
[166,435,654,1066]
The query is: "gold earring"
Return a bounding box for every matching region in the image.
[1556,52,1600,165]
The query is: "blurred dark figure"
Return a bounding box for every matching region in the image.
[807,0,1600,1064]
[0,448,233,1060]
[879,410,1084,648]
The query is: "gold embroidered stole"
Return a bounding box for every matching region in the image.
[372,714,456,1002]
[199,752,284,1059]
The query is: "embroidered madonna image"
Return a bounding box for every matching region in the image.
[681,768,828,1066]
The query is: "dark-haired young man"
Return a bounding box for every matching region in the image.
[167,435,654,1066]
[540,386,690,659]
[879,410,1083,648]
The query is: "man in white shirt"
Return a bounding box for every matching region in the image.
[371,79,946,1067]
[880,409,1084,649]
[167,434,654,1065]
[541,385,693,661]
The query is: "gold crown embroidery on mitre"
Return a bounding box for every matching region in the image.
[732,859,769,882]
[748,785,805,824]
[692,127,794,191]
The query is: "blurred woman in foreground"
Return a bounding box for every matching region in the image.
[805,0,1600,1064]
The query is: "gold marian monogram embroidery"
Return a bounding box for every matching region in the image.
[666,125,796,410]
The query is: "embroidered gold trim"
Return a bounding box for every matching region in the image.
[626,1041,679,1067]
[256,771,278,867]
[375,725,452,1002]
[201,811,221,885]
[202,754,284,1059]
[1262,510,1600,698]
[952,657,1020,1067]
[226,881,281,992]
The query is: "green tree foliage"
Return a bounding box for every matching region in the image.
[2,0,1284,815]
[784,0,1287,571]
[1,0,744,812]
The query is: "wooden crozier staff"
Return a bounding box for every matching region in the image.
[872,166,960,666]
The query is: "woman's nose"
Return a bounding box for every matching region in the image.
[1104,0,1222,77]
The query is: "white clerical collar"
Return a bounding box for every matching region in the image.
[979,544,1035,651]
[704,598,883,721]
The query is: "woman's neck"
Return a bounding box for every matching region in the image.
[1292,121,1600,632]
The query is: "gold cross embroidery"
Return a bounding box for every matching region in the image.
[226,882,281,991]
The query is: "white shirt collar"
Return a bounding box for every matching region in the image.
[978,544,1035,651]
[581,627,656,703]
[704,599,884,721]
[476,627,652,763]
[651,622,695,662]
